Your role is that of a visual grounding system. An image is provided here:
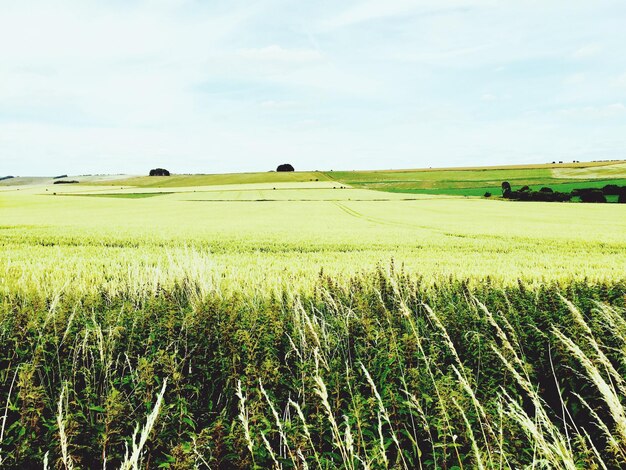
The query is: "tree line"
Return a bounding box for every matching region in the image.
[496,182,626,203]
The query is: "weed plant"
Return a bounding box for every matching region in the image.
[0,265,624,468]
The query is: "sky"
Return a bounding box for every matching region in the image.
[1,0,626,176]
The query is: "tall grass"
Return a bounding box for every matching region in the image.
[0,266,624,468]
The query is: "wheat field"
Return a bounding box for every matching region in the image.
[0,171,625,468]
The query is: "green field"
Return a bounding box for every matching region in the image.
[329,160,626,196]
[383,178,626,197]
[1,164,625,468]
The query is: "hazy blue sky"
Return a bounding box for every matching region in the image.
[2,0,626,175]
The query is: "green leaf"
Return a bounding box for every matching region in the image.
[182,416,196,430]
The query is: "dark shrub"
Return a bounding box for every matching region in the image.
[554,192,572,202]
[520,185,530,192]
[484,192,492,197]
[580,190,606,203]
[602,184,621,195]
[528,191,570,202]
[0,176,14,181]
[571,188,595,197]
[539,187,553,193]
[506,191,530,201]
[53,180,79,184]
[501,181,511,197]
[149,168,170,176]
[53,174,68,179]
[618,190,626,203]
[276,164,295,172]
[506,189,572,202]
[529,191,549,202]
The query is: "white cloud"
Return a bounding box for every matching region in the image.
[612,73,626,88]
[2,0,626,175]
[563,73,586,85]
[572,44,601,59]
[320,0,498,30]
[259,100,299,109]
[320,0,418,29]
[238,45,323,62]
[558,103,626,119]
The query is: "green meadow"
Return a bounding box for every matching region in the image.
[0,161,625,468]
[329,160,626,195]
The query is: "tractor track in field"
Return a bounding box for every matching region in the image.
[332,201,448,234]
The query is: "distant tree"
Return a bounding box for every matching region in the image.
[580,190,606,203]
[276,164,295,172]
[149,168,170,176]
[512,190,531,201]
[539,187,553,193]
[602,184,621,195]
[554,192,572,202]
[501,181,511,197]
[504,189,572,202]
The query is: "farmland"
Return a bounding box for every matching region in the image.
[0,163,625,468]
[328,160,626,197]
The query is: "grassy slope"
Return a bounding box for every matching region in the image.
[0,175,129,187]
[6,161,624,195]
[329,161,626,195]
[105,171,331,188]
[72,192,171,198]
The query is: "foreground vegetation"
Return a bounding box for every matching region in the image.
[0,268,625,468]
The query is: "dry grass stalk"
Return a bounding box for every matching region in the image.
[119,378,168,470]
[360,362,408,469]
[259,380,297,467]
[260,431,281,470]
[376,412,389,469]
[399,298,463,466]
[313,349,353,469]
[0,366,19,467]
[289,399,322,468]
[235,380,255,466]
[554,327,626,453]
[452,397,485,470]
[56,384,75,470]
[502,391,577,470]
[424,300,496,464]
